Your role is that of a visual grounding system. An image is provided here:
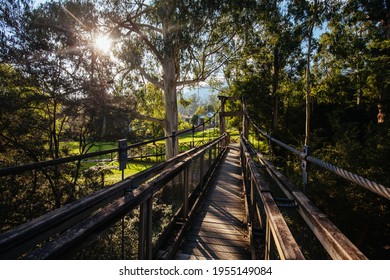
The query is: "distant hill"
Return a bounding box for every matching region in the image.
[182,86,216,103]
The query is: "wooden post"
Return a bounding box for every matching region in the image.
[242,98,249,140]
[138,197,153,260]
[199,152,204,190]
[183,167,189,219]
[218,96,227,135]
[192,124,195,148]
[118,139,127,172]
[265,220,271,260]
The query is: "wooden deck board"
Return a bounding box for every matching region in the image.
[176,144,251,260]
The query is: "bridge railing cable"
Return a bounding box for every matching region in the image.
[245,113,390,201]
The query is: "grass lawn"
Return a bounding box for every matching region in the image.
[60,127,248,185]
[105,160,155,185]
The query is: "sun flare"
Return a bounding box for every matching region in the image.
[93,35,112,53]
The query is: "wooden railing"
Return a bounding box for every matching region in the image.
[240,135,305,260]
[240,134,367,260]
[0,134,228,259]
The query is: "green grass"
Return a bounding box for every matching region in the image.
[60,142,117,155]
[60,127,227,185]
[105,160,155,185]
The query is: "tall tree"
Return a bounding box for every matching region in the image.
[104,0,252,158]
[226,0,303,133]
[290,0,338,145]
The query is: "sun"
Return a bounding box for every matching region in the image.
[93,35,112,53]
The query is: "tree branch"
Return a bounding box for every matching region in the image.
[136,65,164,90]
[134,112,165,125]
[127,18,164,63]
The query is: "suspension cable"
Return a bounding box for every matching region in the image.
[245,113,390,201]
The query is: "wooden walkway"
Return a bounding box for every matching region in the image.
[176,144,251,260]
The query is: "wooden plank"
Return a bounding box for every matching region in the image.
[186,231,248,241]
[199,208,246,218]
[261,187,305,260]
[189,224,248,236]
[209,185,243,193]
[176,253,212,260]
[182,241,249,255]
[181,245,250,260]
[196,211,246,222]
[202,200,245,208]
[185,235,249,248]
[177,144,250,260]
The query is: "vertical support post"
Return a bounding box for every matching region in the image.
[138,196,153,260]
[202,122,205,143]
[183,167,189,219]
[302,145,310,193]
[154,142,158,162]
[118,139,127,174]
[121,215,125,259]
[250,176,255,226]
[265,220,271,260]
[118,139,127,257]
[199,152,204,190]
[215,142,218,160]
[145,198,153,259]
[192,124,195,148]
[242,98,249,140]
[172,130,176,156]
[218,96,226,136]
[138,203,146,260]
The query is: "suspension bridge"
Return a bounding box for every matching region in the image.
[0,96,389,260]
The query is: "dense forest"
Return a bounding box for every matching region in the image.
[0,0,389,259]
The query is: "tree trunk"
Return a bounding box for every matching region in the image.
[163,58,179,160]
[161,5,179,160]
[272,48,280,133]
[305,15,315,146]
[304,0,321,146]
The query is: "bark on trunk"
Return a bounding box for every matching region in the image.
[272,48,280,133]
[305,25,313,146]
[163,59,179,160]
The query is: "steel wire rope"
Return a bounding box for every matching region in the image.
[244,112,390,201]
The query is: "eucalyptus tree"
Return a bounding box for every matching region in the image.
[103,0,254,159]
[289,0,339,145]
[225,0,304,133]
[0,0,124,209]
[342,0,390,119]
[314,0,389,119]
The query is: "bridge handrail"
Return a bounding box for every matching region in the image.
[240,135,305,260]
[0,109,220,177]
[246,114,390,201]
[242,136,367,260]
[0,134,228,259]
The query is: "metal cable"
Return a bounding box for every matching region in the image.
[245,113,390,201]
[307,156,390,200]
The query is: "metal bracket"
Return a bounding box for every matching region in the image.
[118,139,127,171]
[302,145,309,192]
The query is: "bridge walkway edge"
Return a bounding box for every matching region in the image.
[176,143,251,260]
